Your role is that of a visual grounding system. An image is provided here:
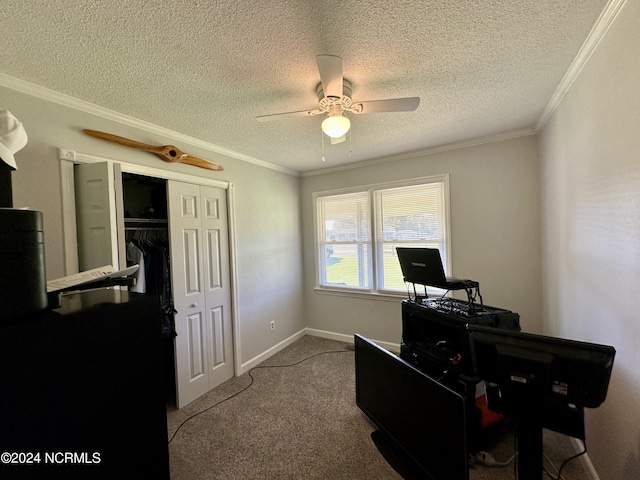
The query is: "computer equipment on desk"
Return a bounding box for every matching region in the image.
[394,246,521,453]
[401,299,521,379]
[396,247,479,290]
[420,297,488,317]
[399,298,520,454]
[396,247,484,312]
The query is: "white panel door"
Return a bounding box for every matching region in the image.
[168,181,209,408]
[74,162,125,271]
[200,185,234,390]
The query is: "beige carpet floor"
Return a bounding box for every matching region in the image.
[166,335,590,480]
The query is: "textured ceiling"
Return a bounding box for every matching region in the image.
[1,0,609,173]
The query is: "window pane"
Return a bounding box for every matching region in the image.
[324,243,370,288]
[377,183,445,291]
[321,192,369,242]
[379,183,443,242]
[382,244,406,290]
[318,191,372,289]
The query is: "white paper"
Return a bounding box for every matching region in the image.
[46,265,139,293]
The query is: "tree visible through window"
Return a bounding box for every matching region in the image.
[315,175,450,294]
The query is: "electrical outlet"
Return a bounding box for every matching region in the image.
[270,320,275,331]
[475,451,496,466]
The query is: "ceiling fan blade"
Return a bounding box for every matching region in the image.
[256,109,323,122]
[316,55,343,99]
[83,129,224,171]
[352,97,421,114]
[330,135,346,145]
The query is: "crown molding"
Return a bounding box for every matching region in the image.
[535,0,627,130]
[300,126,537,177]
[0,73,298,177]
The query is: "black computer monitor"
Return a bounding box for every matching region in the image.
[467,325,615,480]
[396,247,478,290]
[467,325,615,409]
[354,334,469,480]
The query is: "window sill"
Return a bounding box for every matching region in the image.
[313,287,407,303]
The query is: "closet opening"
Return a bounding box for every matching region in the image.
[122,172,176,408]
[69,154,236,409]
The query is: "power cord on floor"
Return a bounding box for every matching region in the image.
[508,433,587,480]
[474,450,516,467]
[543,439,587,480]
[474,427,587,480]
[167,346,354,444]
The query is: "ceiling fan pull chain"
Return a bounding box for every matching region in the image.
[321,129,326,162]
[349,128,352,159]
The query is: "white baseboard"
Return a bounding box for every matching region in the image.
[304,328,353,344]
[305,328,401,354]
[239,329,307,374]
[570,437,599,480]
[239,327,402,375]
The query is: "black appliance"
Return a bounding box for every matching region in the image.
[355,334,468,480]
[0,207,48,317]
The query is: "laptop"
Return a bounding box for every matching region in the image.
[396,247,478,289]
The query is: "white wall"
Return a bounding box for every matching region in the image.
[300,135,542,344]
[0,84,304,366]
[539,1,640,478]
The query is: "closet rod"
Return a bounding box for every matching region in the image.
[125,226,168,231]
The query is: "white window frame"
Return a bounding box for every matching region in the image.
[313,174,451,299]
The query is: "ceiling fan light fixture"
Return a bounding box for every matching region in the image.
[322,114,350,138]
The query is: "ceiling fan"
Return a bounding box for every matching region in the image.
[83,129,224,171]
[256,55,420,144]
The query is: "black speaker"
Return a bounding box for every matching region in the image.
[0,208,48,318]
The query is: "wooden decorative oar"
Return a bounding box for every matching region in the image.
[83,129,224,171]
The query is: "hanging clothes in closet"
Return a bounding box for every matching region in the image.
[126,227,177,339]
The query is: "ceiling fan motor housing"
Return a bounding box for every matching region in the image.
[317,80,353,111]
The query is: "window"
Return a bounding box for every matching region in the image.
[315,175,450,294]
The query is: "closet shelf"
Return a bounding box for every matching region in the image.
[124,218,168,224]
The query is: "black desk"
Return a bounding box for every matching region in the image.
[400,298,520,452]
[0,289,170,479]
